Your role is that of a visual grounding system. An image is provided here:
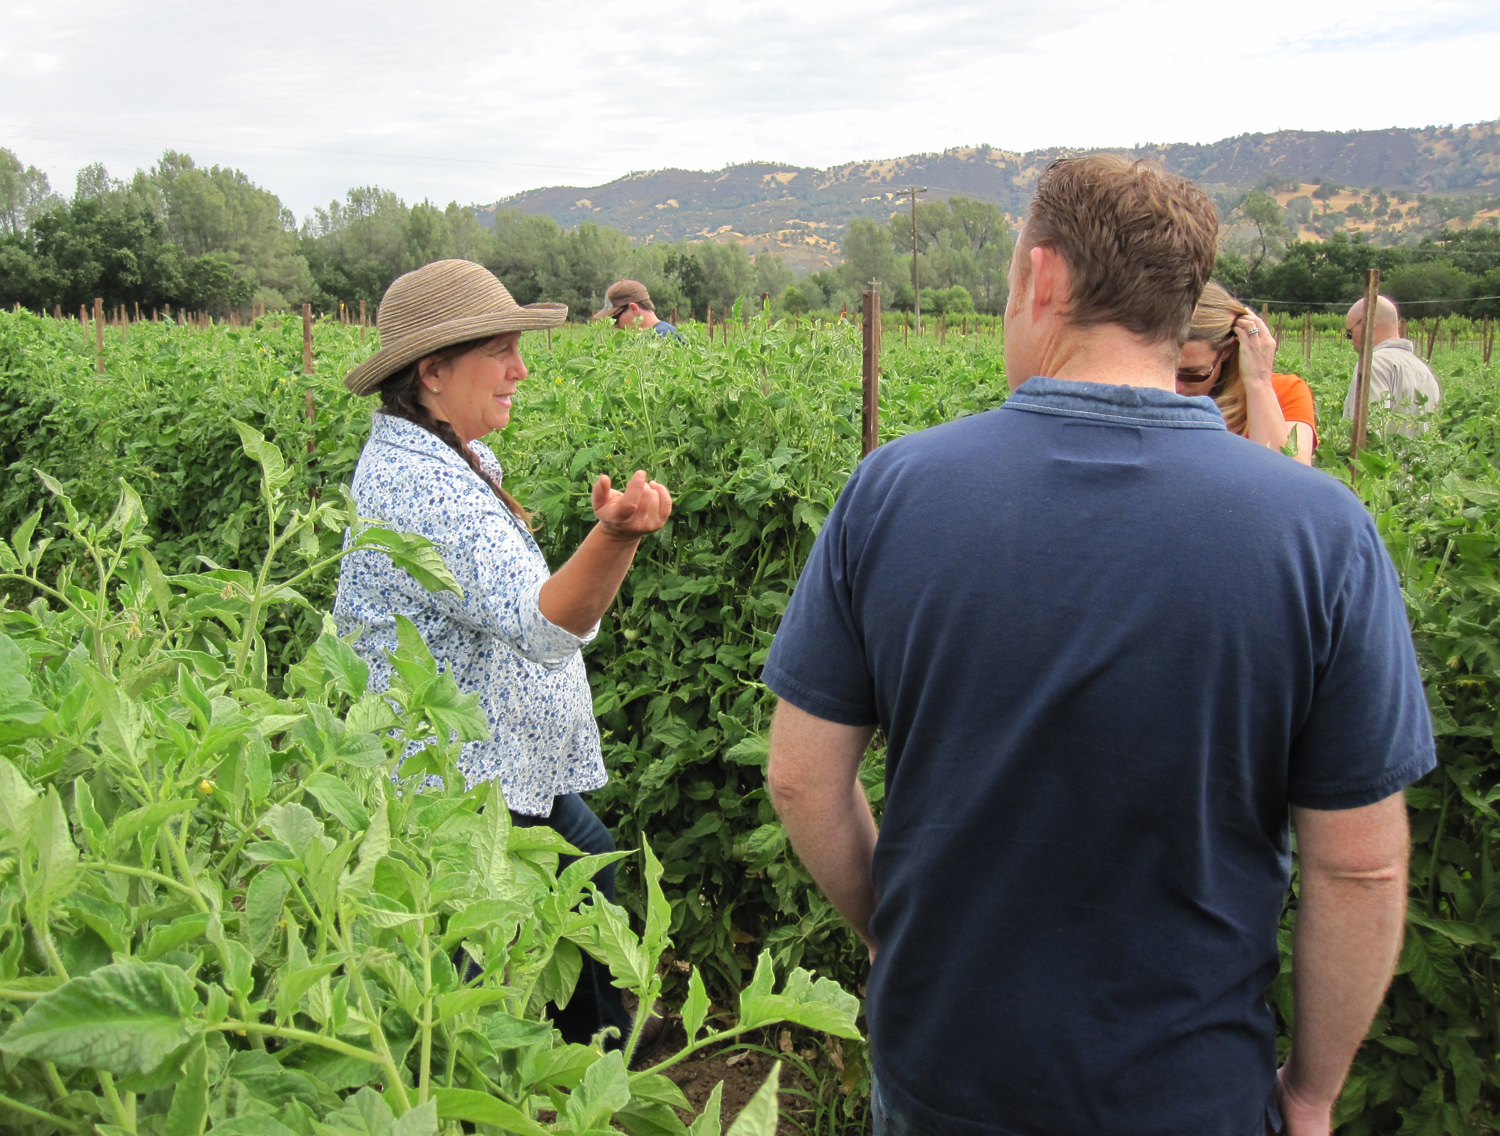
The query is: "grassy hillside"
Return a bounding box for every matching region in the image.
[478,120,1500,269]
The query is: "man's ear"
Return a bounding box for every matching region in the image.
[1029,245,1071,321]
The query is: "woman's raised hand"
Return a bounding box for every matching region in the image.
[592,471,673,541]
[1234,310,1278,387]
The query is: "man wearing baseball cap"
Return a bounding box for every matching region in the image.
[593,280,679,338]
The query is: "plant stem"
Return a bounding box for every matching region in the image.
[0,1088,84,1131]
[419,918,434,1104]
[337,911,414,1113]
[1427,781,1452,916]
[214,1021,386,1065]
[632,1022,766,1080]
[84,861,200,900]
[97,1070,132,1133]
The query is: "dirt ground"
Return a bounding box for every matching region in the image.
[651,1016,869,1136]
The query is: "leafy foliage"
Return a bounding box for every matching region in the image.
[0,428,859,1135]
[1,307,1498,1129]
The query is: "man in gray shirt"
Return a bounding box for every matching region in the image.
[1342,295,1441,434]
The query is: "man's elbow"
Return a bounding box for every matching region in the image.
[766,754,816,815]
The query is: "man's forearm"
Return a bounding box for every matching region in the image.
[766,702,879,950]
[775,776,879,949]
[1284,798,1409,1121]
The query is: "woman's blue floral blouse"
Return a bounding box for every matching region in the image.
[333,412,605,816]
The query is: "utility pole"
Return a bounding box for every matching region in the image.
[903,187,928,333]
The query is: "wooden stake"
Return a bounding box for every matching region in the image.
[53,305,61,320]
[1350,269,1381,466]
[939,316,946,346]
[79,304,87,326]
[905,309,910,345]
[671,306,679,325]
[93,298,104,374]
[1484,316,1493,365]
[862,290,881,458]
[1425,317,1440,361]
[359,299,367,343]
[303,303,316,457]
[706,304,713,340]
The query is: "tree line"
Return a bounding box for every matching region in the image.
[4,146,1498,323]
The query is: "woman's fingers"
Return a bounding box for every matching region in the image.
[593,470,671,535]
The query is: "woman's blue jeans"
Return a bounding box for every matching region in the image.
[512,792,633,1045]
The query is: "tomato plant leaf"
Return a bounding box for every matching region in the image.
[245,870,291,958]
[303,772,370,832]
[433,1089,552,1136]
[163,1035,208,1136]
[0,960,201,1074]
[681,966,709,1043]
[687,1081,724,1136]
[724,1063,780,1136]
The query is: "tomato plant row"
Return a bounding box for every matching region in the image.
[0,310,1496,1131]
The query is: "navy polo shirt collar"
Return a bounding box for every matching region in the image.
[1002,376,1227,430]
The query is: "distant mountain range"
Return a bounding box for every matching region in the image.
[475,120,1500,271]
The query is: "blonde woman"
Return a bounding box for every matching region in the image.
[1175,283,1316,465]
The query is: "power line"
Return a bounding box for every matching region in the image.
[1243,295,1500,308]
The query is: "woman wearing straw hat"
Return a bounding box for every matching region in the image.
[334,259,672,1052]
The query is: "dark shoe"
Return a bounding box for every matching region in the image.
[629,1000,669,1068]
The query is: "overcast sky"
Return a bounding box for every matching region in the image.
[3,0,1497,223]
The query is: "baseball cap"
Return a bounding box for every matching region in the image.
[592,280,651,321]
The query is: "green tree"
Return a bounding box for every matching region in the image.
[1238,190,1291,278]
[883,197,1012,313]
[1381,261,1478,315]
[0,149,62,236]
[694,240,755,313]
[753,253,794,303]
[840,218,898,296]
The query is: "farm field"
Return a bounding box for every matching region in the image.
[0,308,1497,1134]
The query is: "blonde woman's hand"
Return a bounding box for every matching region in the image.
[1234,310,1278,388]
[592,471,673,541]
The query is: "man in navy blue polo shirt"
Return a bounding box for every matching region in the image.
[764,155,1433,1136]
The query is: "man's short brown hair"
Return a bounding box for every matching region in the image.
[1022,155,1218,346]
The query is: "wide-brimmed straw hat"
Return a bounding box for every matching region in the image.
[344,259,568,395]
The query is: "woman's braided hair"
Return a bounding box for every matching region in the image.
[376,337,532,526]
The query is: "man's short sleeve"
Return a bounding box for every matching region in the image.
[762,481,879,726]
[1288,524,1436,809]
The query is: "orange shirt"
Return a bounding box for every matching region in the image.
[1269,372,1318,448]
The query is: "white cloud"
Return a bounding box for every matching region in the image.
[0,0,1495,218]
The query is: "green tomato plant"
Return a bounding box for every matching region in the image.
[0,426,861,1136]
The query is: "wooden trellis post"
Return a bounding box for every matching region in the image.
[1425,317,1440,361]
[359,299,367,343]
[862,290,881,458]
[93,298,104,374]
[706,304,713,340]
[302,304,317,457]
[1350,269,1381,467]
[1484,316,1494,365]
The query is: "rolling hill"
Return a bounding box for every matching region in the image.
[475,120,1500,271]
